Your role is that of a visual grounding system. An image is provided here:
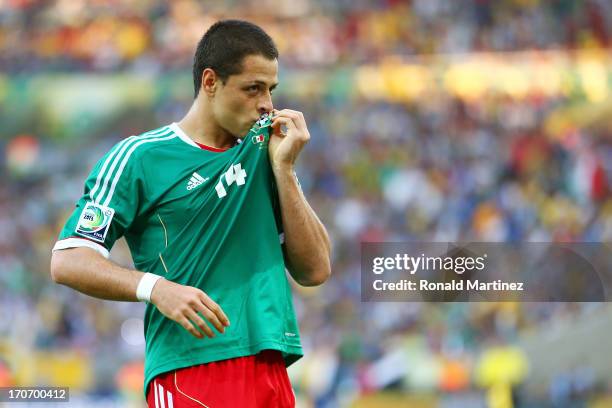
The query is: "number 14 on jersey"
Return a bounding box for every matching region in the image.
[215,163,247,199]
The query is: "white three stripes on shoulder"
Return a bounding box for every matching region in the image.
[89,127,175,206]
[89,126,168,203]
[102,131,176,207]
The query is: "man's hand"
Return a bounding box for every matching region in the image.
[269,109,310,171]
[151,278,230,339]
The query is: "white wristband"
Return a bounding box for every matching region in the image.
[136,273,163,303]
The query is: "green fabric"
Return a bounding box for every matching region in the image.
[57,117,303,397]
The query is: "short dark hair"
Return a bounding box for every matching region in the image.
[192,19,278,98]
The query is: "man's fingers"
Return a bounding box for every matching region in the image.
[185,308,215,338]
[272,110,300,124]
[157,285,229,338]
[194,301,226,334]
[271,116,298,135]
[178,316,204,339]
[271,116,296,127]
[273,108,301,117]
[273,109,306,131]
[282,109,304,120]
[200,293,230,327]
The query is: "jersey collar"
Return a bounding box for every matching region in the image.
[169,122,199,148]
[170,122,239,151]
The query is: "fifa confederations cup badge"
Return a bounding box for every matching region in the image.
[251,112,272,148]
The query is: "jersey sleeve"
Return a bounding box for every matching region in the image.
[53,139,144,258]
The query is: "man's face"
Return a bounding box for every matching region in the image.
[212,54,278,138]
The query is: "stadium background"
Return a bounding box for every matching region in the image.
[1,0,612,407]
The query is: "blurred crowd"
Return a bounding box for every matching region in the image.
[1,0,612,407]
[1,0,611,73]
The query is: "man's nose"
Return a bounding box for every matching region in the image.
[257,92,273,114]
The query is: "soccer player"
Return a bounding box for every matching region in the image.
[50,20,331,407]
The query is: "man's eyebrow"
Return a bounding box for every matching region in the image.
[251,80,278,89]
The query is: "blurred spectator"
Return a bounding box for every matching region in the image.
[0,0,611,73]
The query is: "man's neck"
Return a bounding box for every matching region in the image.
[177,100,236,150]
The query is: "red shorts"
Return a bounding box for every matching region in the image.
[146,350,295,408]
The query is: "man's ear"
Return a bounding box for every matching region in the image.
[202,68,217,97]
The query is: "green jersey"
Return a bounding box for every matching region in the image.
[53,117,303,396]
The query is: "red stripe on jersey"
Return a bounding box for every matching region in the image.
[194,141,230,152]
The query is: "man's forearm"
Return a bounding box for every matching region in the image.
[50,247,144,301]
[51,246,231,339]
[273,166,331,286]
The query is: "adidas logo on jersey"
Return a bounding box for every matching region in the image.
[186,172,208,190]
